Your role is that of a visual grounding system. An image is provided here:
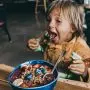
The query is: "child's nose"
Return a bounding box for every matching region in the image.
[49,20,55,29]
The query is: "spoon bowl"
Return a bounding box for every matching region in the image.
[43,51,66,80]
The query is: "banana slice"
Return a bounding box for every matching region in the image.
[13,78,23,86]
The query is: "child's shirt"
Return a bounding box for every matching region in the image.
[34,33,90,82]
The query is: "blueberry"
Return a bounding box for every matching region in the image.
[35,69,42,75]
[24,74,32,80]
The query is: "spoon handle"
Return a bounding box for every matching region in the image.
[52,51,66,73]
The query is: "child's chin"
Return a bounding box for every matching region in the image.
[52,40,59,44]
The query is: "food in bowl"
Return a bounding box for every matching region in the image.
[9,63,55,88]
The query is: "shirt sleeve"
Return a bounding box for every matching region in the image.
[34,45,44,52]
[74,38,90,82]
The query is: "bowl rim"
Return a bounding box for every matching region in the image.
[8,60,58,89]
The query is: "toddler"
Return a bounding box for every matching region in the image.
[28,0,90,82]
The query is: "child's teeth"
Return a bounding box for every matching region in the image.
[50,35,53,39]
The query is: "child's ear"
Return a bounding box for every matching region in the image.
[71,24,75,33]
[71,29,75,33]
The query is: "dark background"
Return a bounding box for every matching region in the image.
[0,0,90,67]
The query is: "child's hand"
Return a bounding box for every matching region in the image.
[28,38,40,50]
[68,59,87,76]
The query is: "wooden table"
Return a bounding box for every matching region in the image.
[0,64,90,90]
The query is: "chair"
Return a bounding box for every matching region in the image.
[0,0,11,41]
[35,0,47,14]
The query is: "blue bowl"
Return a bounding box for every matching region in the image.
[8,60,58,90]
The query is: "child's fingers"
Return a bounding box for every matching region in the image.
[70,69,82,75]
[29,43,39,49]
[29,43,39,47]
[69,64,81,69]
[69,65,83,74]
[29,45,39,49]
[73,59,83,64]
[28,39,38,45]
[68,63,85,74]
[30,46,39,50]
[28,38,40,49]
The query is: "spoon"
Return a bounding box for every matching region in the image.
[43,50,66,80]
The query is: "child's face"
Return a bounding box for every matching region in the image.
[47,8,74,44]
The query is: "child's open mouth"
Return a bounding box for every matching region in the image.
[49,32,58,41]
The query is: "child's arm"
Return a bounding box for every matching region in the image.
[68,59,89,81]
[28,38,43,52]
[0,64,14,80]
[27,31,50,52]
[68,41,90,82]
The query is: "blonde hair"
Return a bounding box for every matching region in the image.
[47,0,85,37]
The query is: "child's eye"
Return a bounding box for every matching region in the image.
[56,20,61,23]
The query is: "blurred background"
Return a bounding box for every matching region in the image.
[0,0,90,67]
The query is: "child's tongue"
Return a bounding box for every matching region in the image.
[49,33,57,42]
